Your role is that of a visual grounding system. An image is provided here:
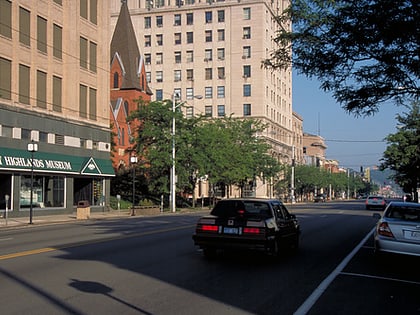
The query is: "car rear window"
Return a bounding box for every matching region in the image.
[386,206,420,222]
[211,200,272,218]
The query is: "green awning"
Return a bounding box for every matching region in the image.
[0,147,115,176]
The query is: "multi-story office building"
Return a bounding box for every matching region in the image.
[0,0,114,217]
[110,0,298,198]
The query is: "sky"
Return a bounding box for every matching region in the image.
[292,72,404,171]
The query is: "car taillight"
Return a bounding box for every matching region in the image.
[243,227,262,234]
[377,222,394,238]
[198,224,218,232]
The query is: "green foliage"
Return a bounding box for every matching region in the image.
[127,99,282,199]
[264,0,419,115]
[380,101,420,194]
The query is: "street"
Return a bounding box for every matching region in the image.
[0,201,419,314]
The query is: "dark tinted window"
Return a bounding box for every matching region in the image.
[211,200,272,218]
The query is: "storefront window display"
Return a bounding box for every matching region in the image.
[74,177,104,206]
[20,175,65,208]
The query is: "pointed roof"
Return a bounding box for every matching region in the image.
[111,1,142,90]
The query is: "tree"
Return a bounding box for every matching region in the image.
[264,0,419,116]
[380,101,420,200]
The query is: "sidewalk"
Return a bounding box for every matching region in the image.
[0,210,134,229]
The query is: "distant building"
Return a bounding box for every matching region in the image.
[302,133,327,167]
[110,1,152,171]
[0,1,114,216]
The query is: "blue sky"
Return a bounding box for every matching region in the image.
[293,72,404,171]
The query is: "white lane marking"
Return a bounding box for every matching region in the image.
[293,226,376,315]
[341,272,420,286]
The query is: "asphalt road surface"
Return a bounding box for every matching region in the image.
[0,200,419,314]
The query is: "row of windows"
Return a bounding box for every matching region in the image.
[144,7,251,28]
[0,57,97,120]
[144,46,251,65]
[149,65,251,83]
[179,103,251,118]
[144,27,250,46]
[0,1,97,72]
[0,125,101,151]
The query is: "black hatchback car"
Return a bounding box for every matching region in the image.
[192,198,300,258]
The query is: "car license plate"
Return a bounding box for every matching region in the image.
[403,230,420,240]
[223,227,239,234]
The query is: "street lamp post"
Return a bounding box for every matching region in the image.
[170,93,202,213]
[130,155,138,216]
[27,141,38,224]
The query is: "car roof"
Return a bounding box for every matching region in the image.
[217,198,281,203]
[387,201,420,208]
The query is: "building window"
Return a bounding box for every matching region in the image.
[80,0,97,24]
[0,0,12,38]
[205,30,212,42]
[89,87,97,120]
[186,69,194,80]
[243,104,251,116]
[0,57,11,100]
[36,70,47,108]
[52,75,62,112]
[185,107,193,118]
[205,68,212,80]
[156,71,163,82]
[243,27,251,39]
[155,0,164,8]
[80,37,88,69]
[186,13,193,25]
[19,64,30,105]
[145,54,151,64]
[174,14,181,25]
[80,0,88,19]
[186,50,194,62]
[19,7,31,46]
[217,86,225,98]
[174,33,181,45]
[205,87,212,99]
[156,16,163,27]
[217,48,225,60]
[217,67,225,79]
[174,88,181,100]
[145,16,151,28]
[37,16,47,53]
[217,10,225,22]
[243,46,251,58]
[217,105,225,117]
[156,34,163,45]
[20,175,65,209]
[205,49,212,61]
[79,84,88,118]
[156,52,163,64]
[89,41,97,72]
[243,84,251,97]
[217,29,225,41]
[186,32,194,44]
[175,51,182,63]
[243,65,251,77]
[145,35,151,46]
[146,72,151,83]
[205,11,212,23]
[53,24,62,59]
[156,89,163,101]
[186,88,194,99]
[174,70,181,82]
[205,106,212,117]
[243,7,251,20]
[21,128,31,140]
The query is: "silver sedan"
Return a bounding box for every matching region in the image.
[374,201,420,257]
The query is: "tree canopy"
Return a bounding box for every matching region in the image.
[264,0,419,116]
[380,101,420,198]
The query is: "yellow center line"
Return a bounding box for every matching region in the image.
[0,224,195,261]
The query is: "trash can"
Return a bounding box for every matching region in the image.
[76,200,90,219]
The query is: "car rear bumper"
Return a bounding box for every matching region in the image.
[193,234,273,252]
[375,237,420,257]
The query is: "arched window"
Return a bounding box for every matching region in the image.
[113,72,119,88]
